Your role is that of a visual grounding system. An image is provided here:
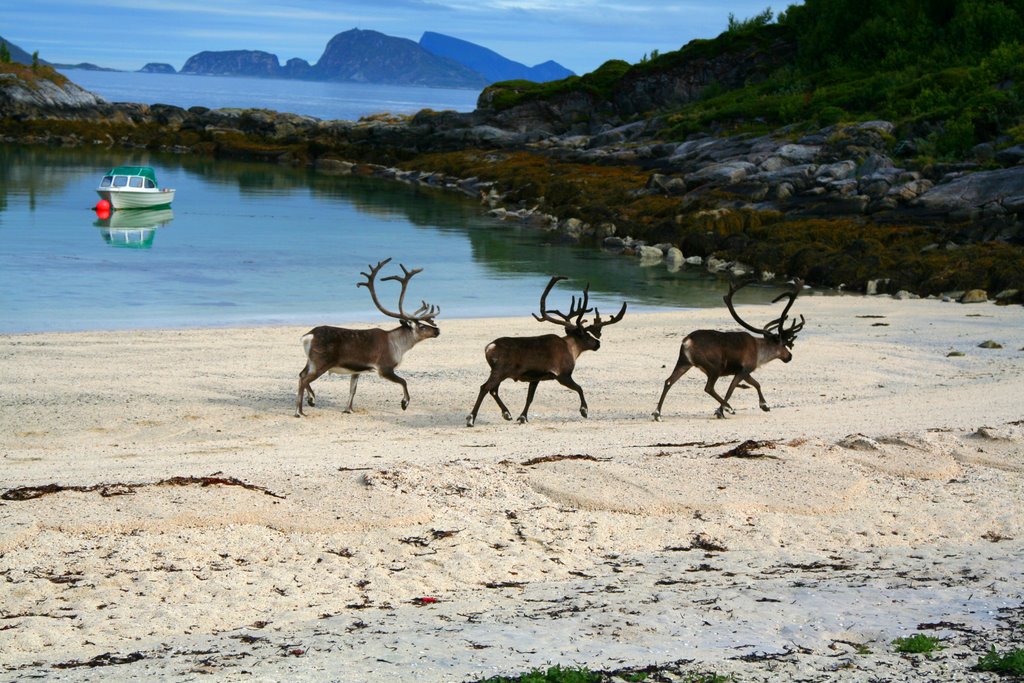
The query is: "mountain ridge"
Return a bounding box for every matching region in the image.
[418,31,573,83]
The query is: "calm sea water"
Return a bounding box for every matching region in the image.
[59,69,481,121]
[0,145,786,334]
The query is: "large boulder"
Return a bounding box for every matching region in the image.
[911,166,1024,215]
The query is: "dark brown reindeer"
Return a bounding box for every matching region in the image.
[652,279,805,420]
[466,276,626,427]
[295,258,440,417]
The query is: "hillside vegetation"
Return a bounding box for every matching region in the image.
[484,0,1024,158]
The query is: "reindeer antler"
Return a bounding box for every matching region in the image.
[532,276,593,329]
[358,258,440,323]
[723,279,768,336]
[764,279,804,347]
[725,278,805,347]
[588,301,627,337]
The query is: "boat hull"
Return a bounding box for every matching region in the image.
[97,188,175,210]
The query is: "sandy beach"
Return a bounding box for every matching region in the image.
[1,295,1023,681]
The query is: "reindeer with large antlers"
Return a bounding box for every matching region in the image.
[652,279,805,420]
[295,258,440,417]
[466,276,626,427]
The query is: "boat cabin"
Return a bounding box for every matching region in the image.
[99,166,161,190]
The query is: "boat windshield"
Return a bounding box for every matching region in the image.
[144,178,156,188]
[129,177,144,188]
[112,176,129,187]
[100,176,113,188]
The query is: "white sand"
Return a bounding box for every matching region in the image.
[1,296,1022,681]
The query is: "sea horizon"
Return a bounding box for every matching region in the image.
[59,68,482,122]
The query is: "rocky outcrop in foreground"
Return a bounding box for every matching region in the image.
[0,71,105,115]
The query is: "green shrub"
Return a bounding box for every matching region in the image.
[976,647,1024,675]
[893,634,944,654]
[477,665,602,683]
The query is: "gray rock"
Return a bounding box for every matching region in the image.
[994,144,1024,166]
[866,279,890,295]
[816,160,856,181]
[665,247,684,265]
[685,161,757,186]
[978,340,1003,349]
[776,144,820,163]
[893,290,919,300]
[856,120,896,135]
[959,289,988,303]
[637,245,664,262]
[685,256,704,265]
[912,166,1024,215]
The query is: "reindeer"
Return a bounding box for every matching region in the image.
[652,279,805,420]
[466,276,626,427]
[295,258,440,417]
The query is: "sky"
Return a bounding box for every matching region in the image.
[5,1,788,76]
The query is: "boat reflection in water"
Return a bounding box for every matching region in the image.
[95,208,174,249]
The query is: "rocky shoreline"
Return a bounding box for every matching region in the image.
[2,70,1022,302]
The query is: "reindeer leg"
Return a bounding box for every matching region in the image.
[296,365,329,417]
[718,374,749,418]
[490,384,513,421]
[653,356,692,421]
[517,381,540,424]
[468,372,512,427]
[378,368,410,410]
[742,373,771,411]
[344,374,359,413]
[556,375,588,419]
[468,383,490,427]
[701,375,734,419]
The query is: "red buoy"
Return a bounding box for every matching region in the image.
[95,199,111,212]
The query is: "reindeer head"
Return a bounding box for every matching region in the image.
[358,258,441,338]
[532,276,627,351]
[724,278,805,361]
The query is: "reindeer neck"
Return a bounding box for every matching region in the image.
[561,333,588,359]
[755,337,786,365]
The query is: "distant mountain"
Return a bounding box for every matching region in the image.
[181,50,282,77]
[139,63,176,74]
[53,62,121,72]
[419,32,573,83]
[311,29,487,88]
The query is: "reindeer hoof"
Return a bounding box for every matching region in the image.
[401,399,409,411]
[306,397,315,407]
[760,404,771,412]
[516,415,528,424]
[580,407,588,418]
[502,411,512,421]
[466,415,475,428]
[294,411,302,418]
[714,408,725,419]
[343,408,354,414]
[652,412,661,422]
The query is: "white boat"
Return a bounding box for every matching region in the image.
[96,166,175,209]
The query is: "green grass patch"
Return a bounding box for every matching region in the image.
[893,634,944,655]
[476,665,601,683]
[976,647,1024,675]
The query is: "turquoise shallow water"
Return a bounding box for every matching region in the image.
[0,146,786,334]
